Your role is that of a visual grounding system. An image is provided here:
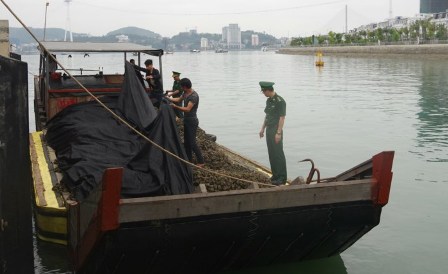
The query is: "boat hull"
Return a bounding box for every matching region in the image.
[80,200,380,273]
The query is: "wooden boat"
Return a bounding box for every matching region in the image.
[30,42,395,273]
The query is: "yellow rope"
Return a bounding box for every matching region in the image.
[1,0,275,188]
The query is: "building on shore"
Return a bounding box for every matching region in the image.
[251,34,259,46]
[420,0,448,14]
[352,14,432,34]
[222,24,241,49]
[200,37,208,50]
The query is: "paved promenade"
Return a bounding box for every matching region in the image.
[278,44,448,58]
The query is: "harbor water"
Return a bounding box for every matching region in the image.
[23,50,448,274]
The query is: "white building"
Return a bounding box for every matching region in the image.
[251,34,259,46]
[222,24,241,49]
[200,37,209,50]
[116,34,129,43]
[431,11,448,27]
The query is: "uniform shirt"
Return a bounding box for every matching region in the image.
[264,93,286,127]
[172,80,183,98]
[183,91,199,118]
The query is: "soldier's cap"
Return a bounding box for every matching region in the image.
[172,71,181,76]
[259,81,275,90]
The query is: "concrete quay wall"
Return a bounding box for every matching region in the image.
[278,44,448,57]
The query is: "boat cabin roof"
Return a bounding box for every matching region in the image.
[39,41,163,56]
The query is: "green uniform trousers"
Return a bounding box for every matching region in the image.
[266,126,287,182]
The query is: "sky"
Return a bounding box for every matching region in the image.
[1,0,420,38]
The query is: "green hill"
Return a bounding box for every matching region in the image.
[10,26,164,48]
[10,27,72,44]
[106,27,161,39]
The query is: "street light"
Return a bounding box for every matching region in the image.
[43,1,49,41]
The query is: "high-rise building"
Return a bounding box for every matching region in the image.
[222,26,228,41]
[420,0,448,13]
[222,24,241,49]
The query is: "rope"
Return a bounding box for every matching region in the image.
[1,0,276,188]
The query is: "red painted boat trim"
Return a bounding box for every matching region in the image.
[49,88,122,93]
[69,167,123,271]
[99,168,123,231]
[371,151,395,206]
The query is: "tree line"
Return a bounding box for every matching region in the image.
[291,19,448,46]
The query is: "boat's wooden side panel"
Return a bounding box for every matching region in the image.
[71,152,395,272]
[29,132,67,244]
[80,200,382,274]
[119,180,373,223]
[68,168,123,271]
[216,143,272,175]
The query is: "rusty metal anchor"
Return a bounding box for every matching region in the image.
[301,159,321,184]
[290,158,321,185]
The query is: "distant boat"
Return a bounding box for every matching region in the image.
[215,49,228,53]
[165,51,174,54]
[190,49,200,53]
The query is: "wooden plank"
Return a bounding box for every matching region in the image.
[29,134,47,207]
[332,159,373,182]
[44,142,65,207]
[119,179,373,223]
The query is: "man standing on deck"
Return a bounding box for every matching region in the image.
[258,81,287,185]
[166,71,183,118]
[134,59,163,107]
[168,78,205,167]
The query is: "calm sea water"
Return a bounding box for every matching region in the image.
[23,50,448,274]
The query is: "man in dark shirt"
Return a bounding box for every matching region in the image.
[168,78,204,167]
[258,81,287,185]
[134,59,163,107]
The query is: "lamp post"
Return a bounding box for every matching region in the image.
[43,1,49,41]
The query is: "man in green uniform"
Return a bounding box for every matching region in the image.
[258,81,287,185]
[166,71,183,118]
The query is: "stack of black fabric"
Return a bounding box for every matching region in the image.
[46,62,193,201]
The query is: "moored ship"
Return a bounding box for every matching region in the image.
[30,41,395,273]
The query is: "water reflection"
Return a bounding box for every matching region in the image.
[415,61,448,162]
[222,255,347,274]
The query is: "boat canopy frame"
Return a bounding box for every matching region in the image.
[38,41,164,56]
[35,41,164,127]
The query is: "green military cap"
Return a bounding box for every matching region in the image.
[172,71,181,76]
[259,81,275,90]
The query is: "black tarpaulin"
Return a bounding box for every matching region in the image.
[45,63,193,201]
[117,62,157,129]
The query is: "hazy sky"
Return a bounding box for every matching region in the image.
[1,0,420,38]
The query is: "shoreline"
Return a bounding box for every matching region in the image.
[277,44,448,59]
